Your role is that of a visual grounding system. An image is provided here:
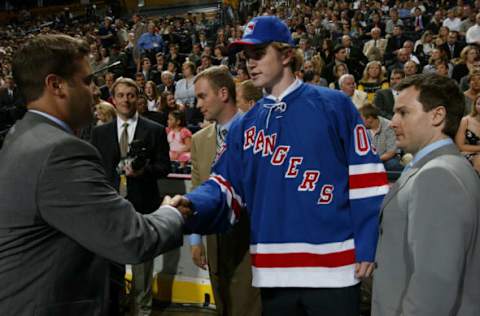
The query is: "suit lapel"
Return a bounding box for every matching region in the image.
[109,119,120,161]
[387,90,394,112]
[380,144,461,216]
[133,116,147,142]
[381,167,418,210]
[206,123,217,164]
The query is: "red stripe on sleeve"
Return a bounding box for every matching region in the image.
[212,176,241,218]
[349,172,388,189]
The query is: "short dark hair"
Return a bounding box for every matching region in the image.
[391,68,405,78]
[303,70,315,82]
[396,74,465,139]
[333,44,346,54]
[359,103,380,119]
[12,34,89,103]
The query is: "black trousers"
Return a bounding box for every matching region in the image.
[261,284,360,316]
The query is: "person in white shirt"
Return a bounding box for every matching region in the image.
[443,8,462,32]
[339,74,368,109]
[174,61,196,107]
[403,40,420,64]
[466,13,480,45]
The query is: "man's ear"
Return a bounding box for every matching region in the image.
[282,48,294,67]
[431,105,447,127]
[45,74,66,97]
[217,86,229,102]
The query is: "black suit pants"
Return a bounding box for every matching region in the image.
[261,284,360,316]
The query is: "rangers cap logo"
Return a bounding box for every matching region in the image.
[244,21,256,36]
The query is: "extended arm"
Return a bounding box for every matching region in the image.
[38,139,183,264]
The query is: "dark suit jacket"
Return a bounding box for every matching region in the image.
[409,15,429,32]
[140,111,164,125]
[0,112,183,316]
[441,42,465,60]
[143,69,161,85]
[0,87,24,128]
[374,89,395,119]
[385,35,408,63]
[426,20,441,34]
[0,87,19,108]
[91,116,171,214]
[323,60,357,83]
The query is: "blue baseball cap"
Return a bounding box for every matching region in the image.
[229,16,295,53]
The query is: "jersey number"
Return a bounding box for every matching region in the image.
[354,125,370,156]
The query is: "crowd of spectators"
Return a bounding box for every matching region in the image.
[2,0,480,174]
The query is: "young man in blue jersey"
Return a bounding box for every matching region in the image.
[170,16,388,315]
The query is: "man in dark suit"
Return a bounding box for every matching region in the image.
[441,31,465,60]
[341,35,367,77]
[385,25,408,65]
[136,94,163,125]
[140,57,160,85]
[0,76,19,108]
[373,74,480,315]
[0,76,24,130]
[322,45,356,83]
[426,10,443,35]
[374,69,405,119]
[91,77,171,316]
[387,48,410,75]
[411,7,429,34]
[0,34,188,316]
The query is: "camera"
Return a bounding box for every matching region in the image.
[116,139,148,174]
[128,139,148,171]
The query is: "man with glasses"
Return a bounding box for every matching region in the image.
[170,16,388,315]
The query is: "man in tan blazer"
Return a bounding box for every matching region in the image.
[363,27,388,61]
[189,66,261,315]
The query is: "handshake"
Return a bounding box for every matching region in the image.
[162,195,193,220]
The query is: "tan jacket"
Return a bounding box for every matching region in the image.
[190,123,261,316]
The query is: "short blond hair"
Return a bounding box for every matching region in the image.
[238,80,262,103]
[194,65,236,103]
[110,77,140,97]
[271,42,304,72]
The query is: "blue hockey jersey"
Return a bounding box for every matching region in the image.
[185,80,388,288]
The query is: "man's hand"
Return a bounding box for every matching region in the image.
[191,243,207,270]
[163,195,193,219]
[355,262,375,279]
[124,164,144,177]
